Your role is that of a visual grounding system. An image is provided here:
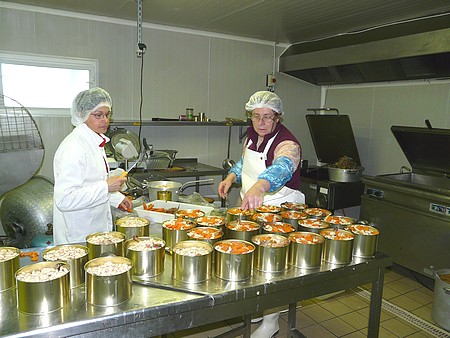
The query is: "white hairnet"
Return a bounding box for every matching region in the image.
[70,87,112,126]
[245,91,284,116]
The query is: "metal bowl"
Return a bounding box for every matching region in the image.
[42,244,89,288]
[115,216,150,239]
[252,234,290,272]
[0,247,20,292]
[172,241,213,283]
[288,232,324,269]
[214,239,255,281]
[125,237,166,278]
[320,229,354,264]
[347,224,379,258]
[85,256,133,307]
[86,231,126,260]
[15,261,70,314]
[225,220,260,241]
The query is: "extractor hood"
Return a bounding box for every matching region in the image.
[279,15,450,85]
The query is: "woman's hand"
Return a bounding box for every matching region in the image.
[218,173,236,199]
[118,196,133,212]
[240,179,270,210]
[107,176,127,192]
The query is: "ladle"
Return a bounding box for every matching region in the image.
[222,123,236,170]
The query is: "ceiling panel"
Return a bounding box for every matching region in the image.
[3,0,450,43]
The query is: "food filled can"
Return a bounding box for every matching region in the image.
[347,224,379,258]
[42,244,89,288]
[0,247,20,292]
[262,222,296,237]
[279,210,308,227]
[298,218,330,234]
[162,218,197,251]
[16,261,70,314]
[86,231,126,260]
[214,239,255,281]
[225,220,260,241]
[85,256,133,306]
[172,241,213,283]
[280,202,308,212]
[252,234,290,272]
[115,216,150,239]
[226,207,255,222]
[288,232,324,269]
[125,237,166,278]
[320,229,354,264]
[251,212,282,226]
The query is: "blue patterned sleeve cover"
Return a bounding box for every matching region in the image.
[258,156,295,192]
[229,157,243,184]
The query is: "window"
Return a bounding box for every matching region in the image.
[0,52,98,116]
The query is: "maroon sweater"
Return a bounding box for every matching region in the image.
[246,123,301,190]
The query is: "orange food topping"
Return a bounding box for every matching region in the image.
[215,240,254,254]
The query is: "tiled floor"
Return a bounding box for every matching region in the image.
[164,264,450,338]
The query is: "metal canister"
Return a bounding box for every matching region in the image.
[115,216,150,239]
[86,231,126,260]
[214,239,255,281]
[279,210,308,228]
[172,241,212,283]
[432,269,450,331]
[85,256,133,307]
[320,229,354,265]
[42,244,89,288]
[16,261,70,314]
[347,224,379,258]
[252,234,290,272]
[162,219,197,251]
[186,108,194,121]
[298,218,330,234]
[157,191,172,201]
[0,247,20,292]
[288,232,324,269]
[252,212,282,226]
[125,237,166,278]
[225,207,254,222]
[225,220,260,241]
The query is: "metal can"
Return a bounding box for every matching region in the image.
[186,108,194,121]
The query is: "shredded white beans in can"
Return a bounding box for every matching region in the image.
[0,248,19,262]
[87,234,124,245]
[117,217,148,227]
[86,261,131,276]
[128,238,165,251]
[16,266,69,283]
[173,246,210,256]
[43,246,87,261]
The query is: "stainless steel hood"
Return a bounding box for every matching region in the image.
[279,15,450,85]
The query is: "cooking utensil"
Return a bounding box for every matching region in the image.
[222,123,236,170]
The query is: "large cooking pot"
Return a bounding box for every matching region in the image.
[432,269,450,331]
[145,179,213,201]
[327,166,364,183]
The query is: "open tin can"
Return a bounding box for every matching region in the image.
[172,241,213,283]
[279,210,308,227]
[214,239,255,281]
[162,218,196,251]
[0,247,20,292]
[115,216,150,239]
[125,237,166,278]
[347,224,379,258]
[42,244,89,288]
[85,256,133,306]
[15,261,70,314]
[288,232,324,269]
[225,220,260,241]
[86,231,126,260]
[252,234,290,272]
[320,229,354,264]
[225,207,254,222]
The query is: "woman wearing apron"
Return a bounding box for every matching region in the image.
[218,90,305,337]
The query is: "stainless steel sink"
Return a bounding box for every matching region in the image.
[377,172,450,189]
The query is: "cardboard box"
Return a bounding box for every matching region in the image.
[135,200,214,223]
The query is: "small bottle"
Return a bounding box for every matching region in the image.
[186,108,194,121]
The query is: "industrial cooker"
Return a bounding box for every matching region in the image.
[360,125,450,276]
[300,108,365,211]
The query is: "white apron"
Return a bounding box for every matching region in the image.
[241,134,305,207]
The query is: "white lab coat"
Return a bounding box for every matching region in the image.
[53,123,124,245]
[241,133,305,206]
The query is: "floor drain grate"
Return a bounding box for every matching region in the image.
[352,287,450,338]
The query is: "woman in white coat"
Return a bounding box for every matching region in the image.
[53,87,132,245]
[218,90,305,338]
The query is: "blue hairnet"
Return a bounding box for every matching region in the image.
[245,91,284,116]
[71,87,112,126]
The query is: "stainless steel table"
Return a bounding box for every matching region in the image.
[0,252,391,338]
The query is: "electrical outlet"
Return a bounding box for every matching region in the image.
[266,74,276,87]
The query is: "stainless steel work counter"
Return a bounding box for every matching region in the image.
[1,224,392,338]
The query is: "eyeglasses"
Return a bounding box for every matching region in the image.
[250,114,277,123]
[90,111,112,120]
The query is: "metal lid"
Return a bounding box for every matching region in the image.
[306,110,361,165]
[391,126,450,174]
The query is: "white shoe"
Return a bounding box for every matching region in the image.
[251,312,280,338]
[251,316,263,323]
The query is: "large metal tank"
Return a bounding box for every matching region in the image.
[0,176,54,248]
